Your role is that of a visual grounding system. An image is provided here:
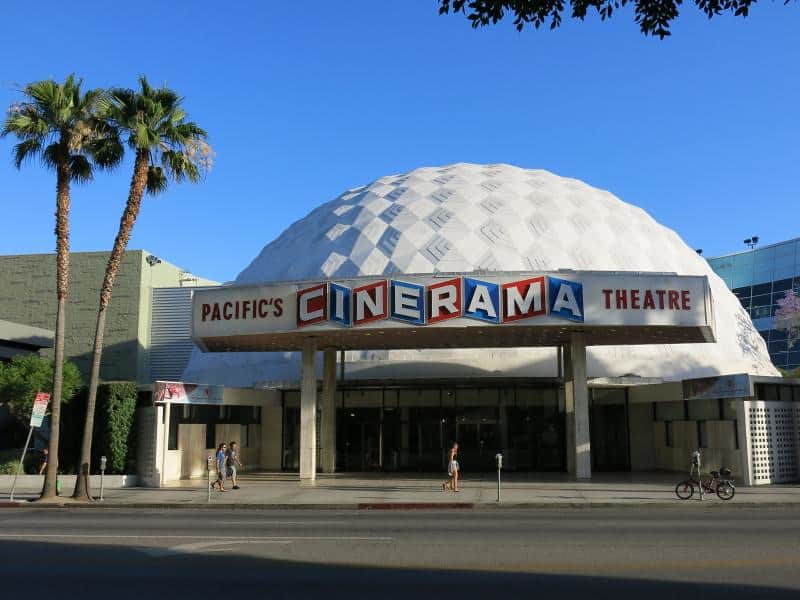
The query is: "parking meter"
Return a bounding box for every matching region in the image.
[691,450,703,500]
[206,455,214,503]
[99,455,107,502]
[495,453,503,503]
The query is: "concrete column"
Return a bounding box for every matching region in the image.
[159,402,171,487]
[300,339,317,482]
[562,344,575,475]
[320,348,337,473]
[565,334,591,479]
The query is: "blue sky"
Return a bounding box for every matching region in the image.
[0,2,797,282]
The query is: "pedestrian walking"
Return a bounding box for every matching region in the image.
[442,442,460,492]
[38,447,48,475]
[210,443,228,491]
[227,441,243,490]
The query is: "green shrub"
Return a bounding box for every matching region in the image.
[0,447,40,475]
[0,354,82,421]
[92,382,138,474]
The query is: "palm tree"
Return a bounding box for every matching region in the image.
[1,75,114,499]
[72,76,211,499]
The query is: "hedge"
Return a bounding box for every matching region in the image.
[92,382,138,474]
[60,382,139,475]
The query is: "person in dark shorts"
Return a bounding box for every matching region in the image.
[211,443,228,491]
[227,441,243,490]
[38,447,48,475]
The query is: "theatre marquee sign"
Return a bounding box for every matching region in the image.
[192,271,714,347]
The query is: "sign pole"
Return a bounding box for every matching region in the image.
[9,427,34,503]
[9,392,50,503]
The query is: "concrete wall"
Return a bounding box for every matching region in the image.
[135,406,159,487]
[0,252,144,381]
[261,404,283,470]
[628,382,683,405]
[629,383,746,478]
[155,389,282,482]
[0,250,217,385]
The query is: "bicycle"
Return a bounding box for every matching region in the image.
[675,467,735,501]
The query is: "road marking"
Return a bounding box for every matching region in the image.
[217,520,342,525]
[141,539,293,557]
[0,533,393,542]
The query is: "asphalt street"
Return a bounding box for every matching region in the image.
[1,506,799,599]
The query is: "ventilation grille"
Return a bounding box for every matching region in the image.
[745,401,800,484]
[150,287,195,381]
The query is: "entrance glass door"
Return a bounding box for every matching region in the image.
[454,407,499,471]
[590,389,630,471]
[337,408,381,471]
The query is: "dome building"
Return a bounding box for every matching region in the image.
[185,163,776,386]
[147,164,797,488]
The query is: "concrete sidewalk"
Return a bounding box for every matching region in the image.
[3,472,799,508]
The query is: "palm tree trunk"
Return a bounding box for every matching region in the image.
[41,164,71,500]
[72,151,150,499]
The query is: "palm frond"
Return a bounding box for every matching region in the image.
[89,134,124,170]
[12,139,43,168]
[69,154,94,183]
[2,106,50,139]
[145,165,168,195]
[42,143,63,170]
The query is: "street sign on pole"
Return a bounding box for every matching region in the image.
[10,392,51,502]
[30,393,50,428]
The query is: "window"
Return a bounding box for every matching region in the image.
[760,384,779,401]
[722,399,738,420]
[665,421,673,447]
[769,340,788,354]
[697,421,708,449]
[655,401,684,421]
[773,278,793,292]
[687,399,719,421]
[168,412,179,450]
[751,306,771,319]
[205,423,216,450]
[752,282,772,296]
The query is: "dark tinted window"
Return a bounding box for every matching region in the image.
[753,283,773,296]
[771,329,787,341]
[769,339,788,353]
[773,278,793,292]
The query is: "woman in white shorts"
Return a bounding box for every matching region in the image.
[442,442,460,492]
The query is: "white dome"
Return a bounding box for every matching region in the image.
[184,163,778,386]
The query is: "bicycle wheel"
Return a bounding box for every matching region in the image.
[675,480,694,500]
[716,482,735,500]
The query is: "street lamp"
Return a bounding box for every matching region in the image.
[743,236,759,317]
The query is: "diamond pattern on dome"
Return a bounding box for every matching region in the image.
[208,162,778,385]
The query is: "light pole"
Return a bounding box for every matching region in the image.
[744,236,760,317]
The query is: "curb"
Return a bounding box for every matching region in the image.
[358,502,474,510]
[1,500,797,510]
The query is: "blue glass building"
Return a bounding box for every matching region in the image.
[708,237,800,372]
